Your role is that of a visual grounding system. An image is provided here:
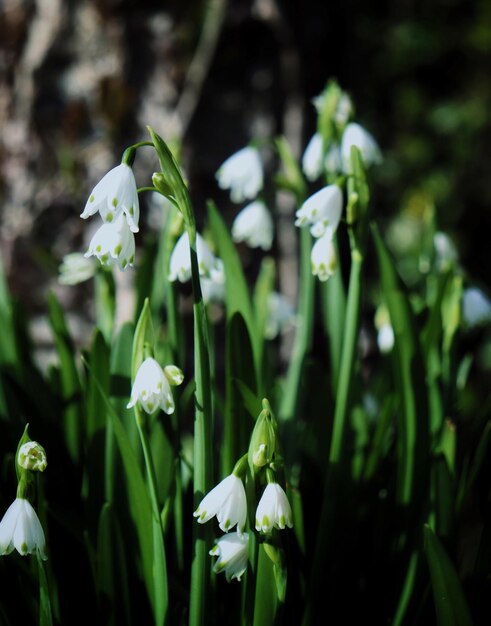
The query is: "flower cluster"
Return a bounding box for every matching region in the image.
[81,162,140,270]
[295,87,382,282]
[0,437,48,561]
[193,400,293,583]
[216,146,274,251]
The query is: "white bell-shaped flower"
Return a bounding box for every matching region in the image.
[58,253,97,285]
[84,214,135,270]
[193,474,247,533]
[255,483,293,533]
[341,122,381,173]
[302,133,324,182]
[434,232,458,272]
[209,532,249,582]
[232,201,274,250]
[311,232,337,281]
[265,292,296,340]
[295,185,343,239]
[377,323,395,353]
[216,147,263,203]
[168,232,221,283]
[462,287,491,327]
[201,259,226,305]
[127,357,182,414]
[0,498,47,560]
[81,163,140,233]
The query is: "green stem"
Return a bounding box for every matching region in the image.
[303,246,364,624]
[135,408,169,626]
[279,226,315,422]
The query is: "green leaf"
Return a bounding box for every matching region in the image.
[96,503,131,626]
[274,136,306,203]
[222,312,256,476]
[83,357,155,614]
[131,298,154,381]
[47,291,83,463]
[424,525,474,626]
[372,223,429,507]
[37,557,53,626]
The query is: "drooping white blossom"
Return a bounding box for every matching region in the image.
[341,122,381,173]
[201,259,226,305]
[81,163,140,233]
[209,532,249,582]
[265,292,296,340]
[311,232,337,282]
[0,498,47,560]
[377,323,395,354]
[58,253,97,285]
[295,185,343,239]
[193,474,247,533]
[84,215,135,270]
[434,232,458,272]
[302,133,324,182]
[462,287,491,327]
[255,483,293,533]
[168,232,222,283]
[216,147,263,203]
[127,357,183,415]
[232,201,274,250]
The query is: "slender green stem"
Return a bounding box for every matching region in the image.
[135,408,168,626]
[279,226,315,421]
[303,248,364,624]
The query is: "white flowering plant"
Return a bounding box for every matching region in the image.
[0,78,486,626]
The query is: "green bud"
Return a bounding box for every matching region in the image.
[164,365,184,386]
[248,399,277,469]
[152,171,174,198]
[18,441,47,472]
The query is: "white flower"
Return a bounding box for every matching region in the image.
[302,133,324,182]
[324,144,342,175]
[311,232,337,281]
[377,323,395,353]
[333,92,353,126]
[255,483,293,533]
[232,201,274,250]
[341,122,381,173]
[434,232,458,271]
[81,163,140,233]
[462,288,491,327]
[201,259,226,305]
[0,498,47,560]
[295,185,343,239]
[58,253,97,285]
[209,532,249,582]
[216,147,263,203]
[18,441,47,472]
[168,232,221,283]
[193,474,247,533]
[265,292,296,340]
[84,215,135,270]
[127,357,183,414]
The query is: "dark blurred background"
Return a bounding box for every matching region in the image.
[1,0,490,320]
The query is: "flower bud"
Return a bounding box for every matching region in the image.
[164,365,184,386]
[248,399,277,469]
[152,171,174,198]
[17,441,47,472]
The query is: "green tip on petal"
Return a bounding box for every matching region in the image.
[89,194,95,203]
[112,197,118,207]
[106,212,114,222]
